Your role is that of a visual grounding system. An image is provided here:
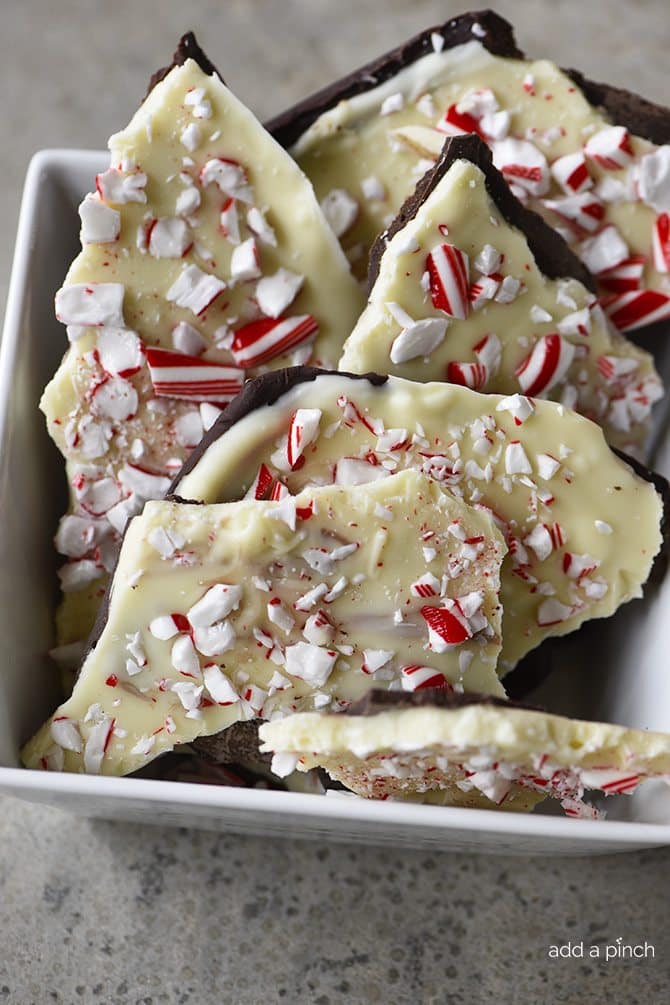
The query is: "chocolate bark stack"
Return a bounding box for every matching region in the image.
[24,15,670,817]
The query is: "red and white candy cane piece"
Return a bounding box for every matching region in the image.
[146,347,244,403]
[245,462,275,500]
[447,361,487,390]
[603,290,670,332]
[652,213,670,273]
[149,612,191,640]
[270,481,289,501]
[596,355,640,384]
[580,225,629,275]
[421,603,472,650]
[400,665,454,692]
[410,573,441,598]
[220,197,240,244]
[563,552,599,579]
[550,151,592,193]
[491,139,549,196]
[50,716,83,753]
[200,158,252,202]
[580,768,641,794]
[584,126,634,170]
[474,333,501,374]
[515,334,575,397]
[468,275,500,309]
[542,193,604,233]
[287,408,322,469]
[97,328,144,377]
[597,256,645,294]
[523,522,565,561]
[436,103,483,138]
[536,598,574,627]
[83,715,115,773]
[230,315,319,368]
[427,243,470,320]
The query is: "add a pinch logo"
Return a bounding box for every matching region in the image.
[548,939,655,960]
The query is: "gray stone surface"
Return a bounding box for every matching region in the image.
[2,1,670,1002]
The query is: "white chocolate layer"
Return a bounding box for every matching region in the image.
[259,703,670,814]
[339,158,662,454]
[23,470,507,776]
[43,57,363,641]
[175,372,663,669]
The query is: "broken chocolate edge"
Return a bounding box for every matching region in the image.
[145,30,224,97]
[265,9,670,151]
[366,132,596,294]
[344,687,542,716]
[265,10,522,148]
[168,367,389,491]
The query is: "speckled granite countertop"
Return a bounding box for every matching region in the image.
[2,2,670,1001]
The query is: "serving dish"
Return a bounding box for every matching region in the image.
[2,149,670,854]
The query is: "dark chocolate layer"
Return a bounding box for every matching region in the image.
[566,69,670,147]
[192,720,268,765]
[146,30,223,96]
[367,133,596,295]
[344,688,541,716]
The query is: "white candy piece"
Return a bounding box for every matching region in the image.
[176,186,201,216]
[230,238,261,282]
[149,218,192,259]
[636,146,670,213]
[246,207,277,247]
[172,321,207,356]
[203,665,239,705]
[320,189,359,237]
[194,621,236,657]
[200,158,252,202]
[256,269,304,319]
[56,283,125,327]
[166,264,226,316]
[284,642,338,687]
[118,463,171,500]
[79,195,120,244]
[187,584,243,627]
[96,167,147,205]
[390,317,448,364]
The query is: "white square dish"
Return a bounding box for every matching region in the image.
[2,149,670,855]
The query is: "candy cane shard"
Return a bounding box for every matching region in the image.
[42,32,363,645]
[339,135,661,455]
[258,689,670,815]
[23,470,509,776]
[146,348,244,402]
[268,10,670,327]
[172,369,667,671]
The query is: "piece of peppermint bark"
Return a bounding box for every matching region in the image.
[259,689,670,817]
[23,470,508,776]
[268,10,670,333]
[339,134,662,456]
[171,368,666,672]
[44,33,364,645]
